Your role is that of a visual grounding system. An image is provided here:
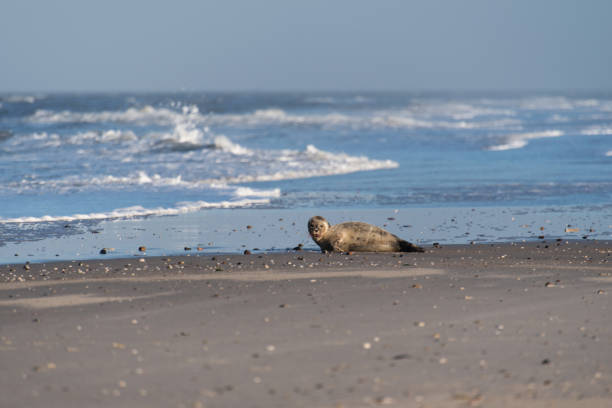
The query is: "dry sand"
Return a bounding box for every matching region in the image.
[1,240,611,407]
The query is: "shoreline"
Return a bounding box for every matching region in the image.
[3,239,611,285]
[1,241,611,406]
[2,205,611,265]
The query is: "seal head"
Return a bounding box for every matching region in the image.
[308,216,424,253]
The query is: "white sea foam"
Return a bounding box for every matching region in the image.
[487,130,564,151]
[606,151,612,157]
[520,97,574,110]
[0,198,271,224]
[206,145,398,184]
[3,95,39,103]
[213,135,252,155]
[581,127,612,136]
[233,187,281,198]
[27,103,520,131]
[29,105,200,125]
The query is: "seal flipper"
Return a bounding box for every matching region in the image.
[399,239,425,253]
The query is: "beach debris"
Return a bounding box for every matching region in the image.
[33,362,57,372]
[138,246,146,252]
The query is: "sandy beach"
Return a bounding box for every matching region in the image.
[1,240,611,407]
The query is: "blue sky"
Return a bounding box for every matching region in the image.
[1,0,611,92]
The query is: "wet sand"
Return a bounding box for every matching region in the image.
[1,240,611,407]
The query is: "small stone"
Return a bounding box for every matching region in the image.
[363,342,372,350]
[541,358,550,365]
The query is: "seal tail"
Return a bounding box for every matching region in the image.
[399,239,425,253]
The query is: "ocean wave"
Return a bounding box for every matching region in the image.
[0,198,271,224]
[1,95,41,104]
[5,171,279,193]
[27,103,522,132]
[207,145,398,184]
[581,127,612,136]
[29,104,201,126]
[303,95,371,105]
[0,130,12,142]
[487,130,564,151]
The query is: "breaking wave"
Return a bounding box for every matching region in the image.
[487,130,564,151]
[27,103,521,131]
[0,198,271,224]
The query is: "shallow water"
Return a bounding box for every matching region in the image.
[1,92,611,262]
[1,206,611,264]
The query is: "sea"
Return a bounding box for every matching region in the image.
[1,91,611,263]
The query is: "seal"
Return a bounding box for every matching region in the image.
[308,216,425,253]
